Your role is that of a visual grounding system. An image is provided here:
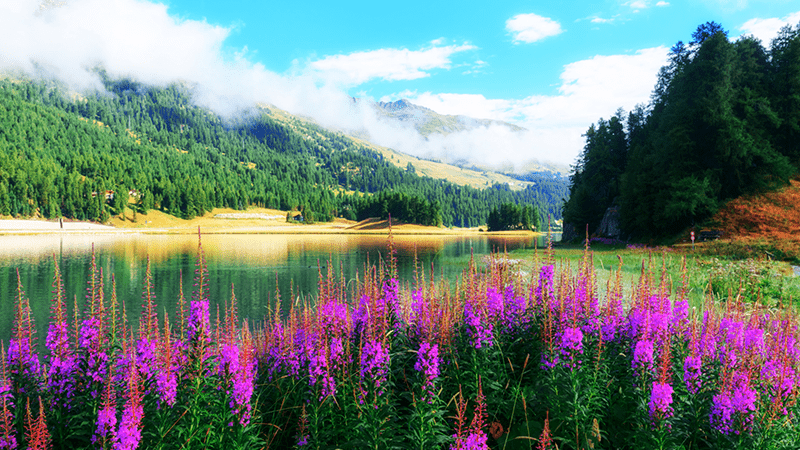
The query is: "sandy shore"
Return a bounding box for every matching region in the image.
[0,219,118,232]
[0,209,537,237]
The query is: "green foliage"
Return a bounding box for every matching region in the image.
[565,22,800,239]
[0,77,567,227]
[351,190,442,226]
[486,202,540,231]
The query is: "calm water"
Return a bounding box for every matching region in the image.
[0,233,556,345]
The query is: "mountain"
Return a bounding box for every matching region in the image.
[0,76,568,227]
[372,99,525,137]
[259,103,540,192]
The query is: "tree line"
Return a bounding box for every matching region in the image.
[563,22,800,238]
[0,75,567,227]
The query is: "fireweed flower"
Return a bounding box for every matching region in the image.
[93,371,117,446]
[464,297,493,349]
[710,392,734,435]
[558,327,584,369]
[486,288,503,322]
[414,342,440,402]
[683,354,702,394]
[187,299,211,344]
[78,314,109,396]
[226,326,257,427]
[649,382,674,423]
[710,375,757,436]
[8,273,41,385]
[0,349,16,450]
[501,285,527,332]
[115,358,143,450]
[451,379,489,450]
[632,339,655,375]
[360,339,389,393]
[308,338,336,400]
[135,337,158,390]
[672,300,690,340]
[46,298,76,407]
[535,264,555,307]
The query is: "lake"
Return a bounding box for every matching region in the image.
[0,232,556,344]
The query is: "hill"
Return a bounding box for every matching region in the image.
[259,103,539,192]
[705,178,800,262]
[0,75,568,228]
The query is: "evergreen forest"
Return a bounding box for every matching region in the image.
[563,22,800,239]
[0,74,568,228]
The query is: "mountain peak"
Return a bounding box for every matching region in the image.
[372,98,525,137]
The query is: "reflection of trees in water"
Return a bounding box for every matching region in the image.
[0,234,542,352]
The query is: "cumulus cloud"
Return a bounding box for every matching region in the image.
[306,42,476,86]
[0,0,664,171]
[625,0,670,10]
[506,13,563,44]
[390,47,670,167]
[738,11,800,45]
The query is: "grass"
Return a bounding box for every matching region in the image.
[508,240,800,309]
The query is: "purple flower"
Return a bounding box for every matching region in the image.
[710,378,757,436]
[45,319,76,408]
[710,392,734,435]
[535,264,555,306]
[94,377,117,446]
[451,431,489,450]
[360,340,389,391]
[187,300,211,344]
[560,327,583,352]
[500,286,527,332]
[649,382,674,422]
[414,342,440,401]
[114,363,143,450]
[464,298,493,349]
[486,288,503,322]
[632,339,654,375]
[229,346,257,426]
[683,354,702,394]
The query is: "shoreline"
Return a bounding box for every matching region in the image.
[0,218,542,237]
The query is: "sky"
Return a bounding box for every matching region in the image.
[1,0,800,171]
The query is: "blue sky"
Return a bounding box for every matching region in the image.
[2,0,800,168]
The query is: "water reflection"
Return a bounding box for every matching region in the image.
[0,233,556,347]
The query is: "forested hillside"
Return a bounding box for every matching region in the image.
[0,75,567,227]
[563,22,800,239]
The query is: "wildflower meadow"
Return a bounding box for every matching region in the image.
[1,231,799,450]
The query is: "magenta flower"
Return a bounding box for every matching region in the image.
[464,298,493,349]
[93,373,117,446]
[414,342,440,402]
[114,359,143,450]
[360,339,389,391]
[649,382,674,423]
[632,339,654,374]
[683,354,702,394]
[557,327,584,369]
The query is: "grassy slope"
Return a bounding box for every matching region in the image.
[259,104,541,191]
[702,177,800,262]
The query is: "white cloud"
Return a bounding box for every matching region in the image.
[389,47,669,167]
[0,0,667,170]
[506,13,563,44]
[738,11,800,45]
[625,0,669,10]
[306,42,476,86]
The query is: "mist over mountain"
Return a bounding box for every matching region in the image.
[373,99,526,136]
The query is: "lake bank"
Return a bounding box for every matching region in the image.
[0,207,544,236]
